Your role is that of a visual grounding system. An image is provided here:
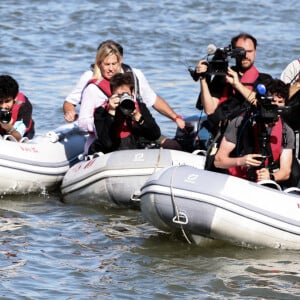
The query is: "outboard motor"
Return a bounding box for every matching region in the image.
[175,114,210,152]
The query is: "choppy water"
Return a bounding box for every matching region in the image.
[0,0,299,298]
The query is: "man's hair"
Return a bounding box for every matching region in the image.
[110,73,134,94]
[266,78,289,101]
[0,75,19,100]
[97,40,123,56]
[231,32,257,49]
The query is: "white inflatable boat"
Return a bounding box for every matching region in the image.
[0,123,87,195]
[61,149,206,208]
[140,165,300,250]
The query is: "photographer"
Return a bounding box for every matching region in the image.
[214,78,297,186]
[0,75,35,141]
[77,41,183,153]
[196,32,260,135]
[88,73,161,154]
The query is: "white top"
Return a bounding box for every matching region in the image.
[280,59,300,84]
[65,70,93,105]
[66,67,157,132]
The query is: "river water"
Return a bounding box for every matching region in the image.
[0,0,299,299]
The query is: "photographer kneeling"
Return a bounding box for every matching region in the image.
[88,73,161,154]
[214,77,299,187]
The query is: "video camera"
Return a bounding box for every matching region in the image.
[208,45,246,75]
[255,84,290,123]
[0,109,12,124]
[189,44,246,81]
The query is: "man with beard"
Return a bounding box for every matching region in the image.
[195,32,261,134]
[194,33,265,171]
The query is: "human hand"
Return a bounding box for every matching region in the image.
[226,67,240,87]
[0,117,14,132]
[64,110,78,122]
[175,117,185,129]
[241,154,265,168]
[108,94,120,111]
[256,167,272,181]
[196,60,209,79]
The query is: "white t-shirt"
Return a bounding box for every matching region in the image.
[280,59,300,84]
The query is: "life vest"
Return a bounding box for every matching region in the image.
[88,78,111,98]
[0,92,34,136]
[228,118,283,180]
[218,65,259,104]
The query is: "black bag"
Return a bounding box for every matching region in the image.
[282,90,300,131]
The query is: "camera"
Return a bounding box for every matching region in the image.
[118,92,135,116]
[208,45,246,75]
[189,45,246,81]
[255,84,285,123]
[0,109,12,124]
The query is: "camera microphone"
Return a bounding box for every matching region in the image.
[256,84,267,95]
[207,44,217,55]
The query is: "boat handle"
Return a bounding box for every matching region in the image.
[172,212,188,225]
[131,191,141,202]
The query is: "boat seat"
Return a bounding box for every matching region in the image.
[283,187,300,195]
[192,149,206,156]
[3,135,30,143]
[257,179,282,191]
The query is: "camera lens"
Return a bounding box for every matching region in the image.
[0,109,12,124]
[118,93,135,116]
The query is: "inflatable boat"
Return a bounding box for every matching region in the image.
[0,123,87,195]
[61,149,206,208]
[139,165,300,250]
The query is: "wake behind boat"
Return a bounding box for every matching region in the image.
[140,165,300,249]
[61,148,206,208]
[0,123,87,195]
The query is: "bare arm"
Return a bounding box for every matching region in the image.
[197,60,219,114]
[288,82,300,99]
[152,95,185,129]
[214,136,264,169]
[226,67,257,105]
[63,101,77,122]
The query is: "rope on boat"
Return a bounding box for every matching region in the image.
[170,165,192,244]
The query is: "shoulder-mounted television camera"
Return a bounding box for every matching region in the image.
[189,45,246,81]
[208,45,246,75]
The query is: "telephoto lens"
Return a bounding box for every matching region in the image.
[0,109,12,124]
[118,93,135,116]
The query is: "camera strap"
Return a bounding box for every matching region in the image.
[122,63,142,104]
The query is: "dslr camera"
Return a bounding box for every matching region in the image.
[0,108,12,124]
[189,45,246,81]
[118,92,135,116]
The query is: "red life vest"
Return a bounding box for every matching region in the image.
[89,78,140,139]
[218,65,259,105]
[88,78,112,98]
[0,92,33,136]
[228,118,283,180]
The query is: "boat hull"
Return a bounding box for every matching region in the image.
[140,165,300,249]
[61,149,206,208]
[0,124,87,195]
